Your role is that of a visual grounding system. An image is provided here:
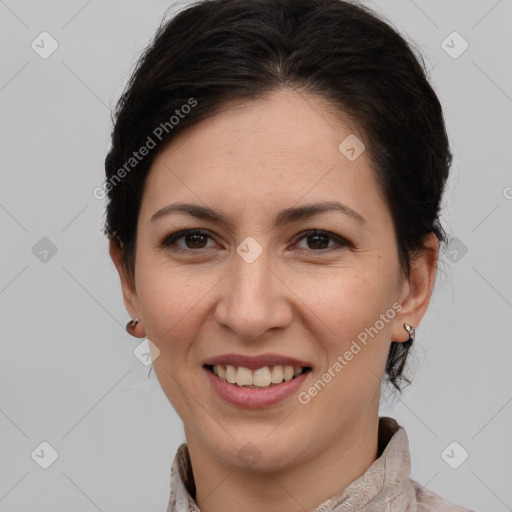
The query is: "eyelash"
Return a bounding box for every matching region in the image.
[159,228,350,254]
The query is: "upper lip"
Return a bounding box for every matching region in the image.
[203,353,312,370]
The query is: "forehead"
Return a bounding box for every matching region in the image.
[140,88,383,225]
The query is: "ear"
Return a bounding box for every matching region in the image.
[391,233,439,342]
[109,238,142,327]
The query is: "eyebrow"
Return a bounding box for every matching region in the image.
[150,201,365,227]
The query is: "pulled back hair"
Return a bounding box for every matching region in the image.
[103,0,452,392]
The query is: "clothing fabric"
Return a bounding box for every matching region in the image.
[166,416,475,512]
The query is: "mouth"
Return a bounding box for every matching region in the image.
[203,364,313,389]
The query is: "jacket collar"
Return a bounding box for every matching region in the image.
[167,416,415,512]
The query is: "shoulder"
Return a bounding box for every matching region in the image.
[410,479,478,512]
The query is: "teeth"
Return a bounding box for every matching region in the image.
[271,365,283,384]
[217,364,226,380]
[253,367,272,387]
[283,365,294,381]
[212,364,305,387]
[236,366,253,386]
[225,365,237,384]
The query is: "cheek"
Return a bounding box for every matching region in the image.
[134,254,205,352]
[299,272,396,423]
[135,263,211,422]
[302,265,398,348]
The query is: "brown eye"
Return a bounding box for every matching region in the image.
[183,232,209,249]
[295,229,349,252]
[161,229,215,251]
[306,232,330,249]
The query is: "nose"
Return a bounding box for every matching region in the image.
[213,248,293,340]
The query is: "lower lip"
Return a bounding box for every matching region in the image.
[204,367,310,409]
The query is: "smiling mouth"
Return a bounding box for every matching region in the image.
[204,364,312,389]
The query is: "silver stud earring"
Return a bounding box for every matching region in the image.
[403,323,415,342]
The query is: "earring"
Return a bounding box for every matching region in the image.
[403,323,415,342]
[126,317,140,334]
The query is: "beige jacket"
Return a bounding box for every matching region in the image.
[166,416,476,512]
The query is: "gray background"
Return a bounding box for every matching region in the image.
[1,0,511,510]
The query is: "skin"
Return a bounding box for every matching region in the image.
[110,88,438,512]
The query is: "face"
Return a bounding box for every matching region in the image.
[112,88,436,472]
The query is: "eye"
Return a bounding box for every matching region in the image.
[294,229,349,252]
[160,229,217,251]
[159,228,350,254]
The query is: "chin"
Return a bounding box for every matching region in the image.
[209,431,307,473]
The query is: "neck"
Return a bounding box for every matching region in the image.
[184,413,380,512]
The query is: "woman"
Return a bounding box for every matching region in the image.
[104,0,475,510]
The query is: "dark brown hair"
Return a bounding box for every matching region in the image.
[103,0,452,392]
